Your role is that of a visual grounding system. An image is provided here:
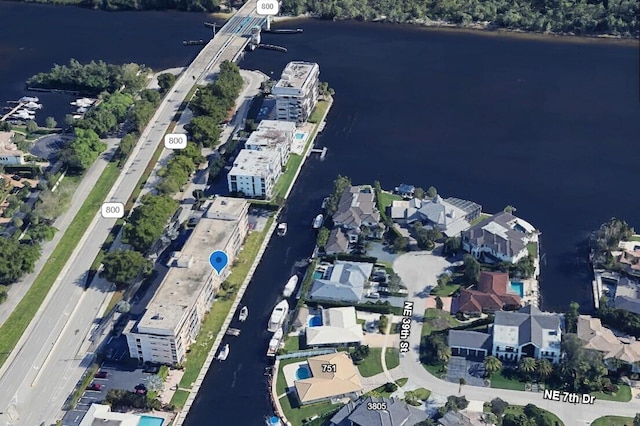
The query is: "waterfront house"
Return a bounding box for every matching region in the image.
[307,261,374,304]
[461,211,539,264]
[577,315,640,371]
[448,330,493,358]
[612,277,640,314]
[324,228,350,255]
[394,183,415,199]
[330,396,429,426]
[438,411,484,426]
[618,248,640,278]
[294,352,363,405]
[454,271,521,315]
[305,306,363,348]
[333,185,382,243]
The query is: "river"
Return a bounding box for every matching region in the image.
[1,5,639,424]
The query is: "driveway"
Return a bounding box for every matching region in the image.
[30,134,72,160]
[446,356,487,387]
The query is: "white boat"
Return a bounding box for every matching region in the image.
[10,110,33,120]
[267,300,289,333]
[217,344,230,361]
[19,96,39,103]
[277,223,287,236]
[71,97,95,107]
[266,328,284,357]
[239,306,248,322]
[312,214,323,229]
[282,275,298,298]
[76,107,88,113]
[321,197,329,209]
[23,101,42,110]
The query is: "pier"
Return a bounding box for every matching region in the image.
[183,40,206,46]
[309,146,328,159]
[0,102,25,122]
[258,44,287,53]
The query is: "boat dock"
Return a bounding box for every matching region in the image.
[318,121,326,132]
[308,146,327,159]
[0,102,25,122]
[226,328,241,336]
[258,44,287,53]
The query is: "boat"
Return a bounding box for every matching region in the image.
[276,223,287,236]
[71,98,94,107]
[19,96,39,103]
[321,197,329,209]
[76,107,88,113]
[217,344,230,361]
[267,300,289,333]
[282,275,298,298]
[266,328,284,357]
[226,328,241,336]
[23,101,42,110]
[312,214,324,229]
[239,306,248,322]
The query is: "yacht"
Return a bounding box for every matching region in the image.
[71,97,95,107]
[266,328,284,357]
[276,223,287,236]
[282,275,298,298]
[267,300,289,333]
[217,344,230,361]
[19,96,39,103]
[23,101,42,110]
[312,214,324,229]
[238,306,248,322]
[321,197,329,210]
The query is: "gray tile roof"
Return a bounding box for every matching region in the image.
[333,186,380,229]
[462,211,527,259]
[448,330,492,351]
[325,228,349,254]
[330,396,429,426]
[308,261,374,303]
[615,296,640,315]
[494,305,561,347]
[438,411,474,426]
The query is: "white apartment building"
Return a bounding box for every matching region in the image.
[125,197,249,366]
[0,131,24,165]
[272,61,320,124]
[245,120,296,166]
[227,148,281,199]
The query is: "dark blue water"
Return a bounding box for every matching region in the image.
[1,5,639,423]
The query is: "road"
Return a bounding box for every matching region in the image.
[394,249,640,425]
[0,2,264,425]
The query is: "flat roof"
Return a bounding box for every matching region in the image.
[246,122,293,150]
[256,119,297,133]
[137,197,247,333]
[0,131,22,155]
[229,148,280,177]
[274,61,318,91]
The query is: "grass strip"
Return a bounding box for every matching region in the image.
[65,362,99,410]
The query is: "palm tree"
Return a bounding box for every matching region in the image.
[519,357,537,378]
[536,359,553,380]
[437,347,451,364]
[458,378,466,393]
[484,356,503,377]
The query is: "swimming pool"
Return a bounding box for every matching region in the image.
[510,281,525,298]
[138,416,165,426]
[294,132,306,140]
[308,315,322,327]
[295,365,312,380]
[313,270,324,279]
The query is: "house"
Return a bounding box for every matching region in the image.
[492,305,562,363]
[390,195,476,237]
[330,396,429,426]
[448,330,493,358]
[394,184,415,198]
[611,277,640,314]
[455,271,521,315]
[618,249,640,277]
[461,211,539,264]
[307,261,374,304]
[333,185,381,243]
[438,411,483,426]
[305,307,363,347]
[577,315,640,370]
[294,352,363,405]
[79,404,144,426]
[325,228,350,255]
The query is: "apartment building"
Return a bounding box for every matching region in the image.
[125,197,249,366]
[272,61,320,124]
[227,148,281,198]
[244,120,296,166]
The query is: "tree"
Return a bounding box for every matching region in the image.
[504,205,516,214]
[122,194,178,253]
[490,397,509,416]
[100,250,152,290]
[157,73,176,92]
[393,236,408,253]
[378,314,389,333]
[0,287,7,304]
[45,116,57,128]
[60,128,107,171]
[325,175,351,216]
[316,227,330,248]
[518,357,537,378]
[188,116,221,148]
[443,237,461,256]
[435,296,443,310]
[427,186,437,198]
[12,217,23,228]
[26,120,38,134]
[536,358,553,379]
[351,345,370,363]
[437,274,451,288]
[414,187,425,199]
[633,413,640,426]
[0,121,11,131]
[462,254,480,284]
[484,356,502,376]
[0,238,41,285]
[458,377,466,393]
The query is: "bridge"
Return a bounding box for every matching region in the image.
[0,2,267,425]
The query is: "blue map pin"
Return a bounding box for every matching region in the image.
[209,250,229,275]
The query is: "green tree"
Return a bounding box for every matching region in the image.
[100,249,152,290]
[484,356,503,376]
[45,116,57,128]
[458,377,466,393]
[26,120,38,134]
[504,205,516,214]
[427,186,437,198]
[435,296,443,310]
[565,301,581,333]
[518,357,537,377]
[633,413,640,426]
[188,116,221,148]
[60,128,106,171]
[119,132,138,159]
[25,222,57,243]
[393,236,408,253]
[316,227,330,248]
[490,397,509,416]
[325,175,351,216]
[378,314,389,333]
[122,194,179,253]
[462,254,480,284]
[0,286,7,304]
[157,73,176,93]
[0,238,41,285]
[443,236,461,256]
[414,187,425,199]
[536,359,553,380]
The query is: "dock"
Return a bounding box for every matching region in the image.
[0,102,25,122]
[226,328,241,336]
[257,44,287,53]
[309,147,327,160]
[318,121,326,132]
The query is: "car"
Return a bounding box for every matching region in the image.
[95,371,108,379]
[134,384,147,395]
[143,365,159,374]
[86,383,103,391]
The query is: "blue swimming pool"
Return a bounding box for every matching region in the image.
[294,132,305,140]
[510,281,525,298]
[308,315,322,327]
[296,365,312,380]
[138,416,165,426]
[313,271,324,279]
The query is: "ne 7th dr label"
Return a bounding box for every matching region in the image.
[543,389,595,404]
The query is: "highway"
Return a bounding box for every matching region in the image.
[0,2,264,425]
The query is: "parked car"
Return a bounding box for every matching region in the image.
[86,383,103,391]
[134,384,147,395]
[95,371,108,379]
[143,365,159,374]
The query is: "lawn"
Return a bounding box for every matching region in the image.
[527,242,538,258]
[489,371,526,391]
[431,284,460,296]
[377,191,402,210]
[503,405,564,426]
[171,389,190,409]
[0,161,120,368]
[276,357,306,396]
[279,392,340,426]
[367,382,401,399]
[406,387,431,401]
[469,213,491,227]
[422,363,447,378]
[395,377,408,387]
[283,334,301,353]
[629,235,640,242]
[591,383,632,402]
[385,348,400,370]
[356,347,384,378]
[421,308,461,337]
[308,100,330,124]
[591,416,634,426]
[272,153,303,199]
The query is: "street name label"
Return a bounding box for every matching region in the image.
[399,301,413,353]
[101,202,124,219]
[542,389,595,404]
[164,133,187,150]
[256,0,279,16]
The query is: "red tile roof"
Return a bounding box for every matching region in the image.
[456,271,521,313]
